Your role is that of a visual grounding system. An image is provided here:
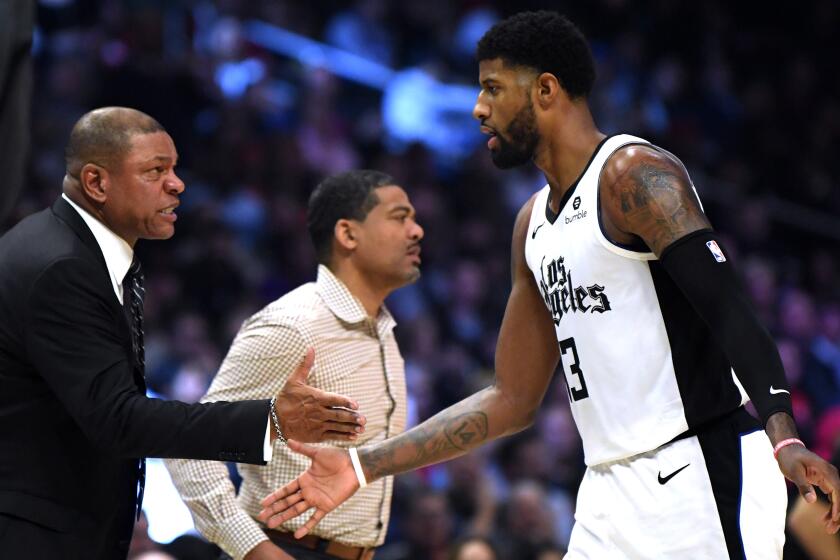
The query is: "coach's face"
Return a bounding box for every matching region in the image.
[102,132,184,246]
[351,185,424,288]
[473,58,540,169]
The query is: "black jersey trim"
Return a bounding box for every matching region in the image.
[595,141,654,253]
[695,407,760,560]
[646,259,744,428]
[545,134,615,224]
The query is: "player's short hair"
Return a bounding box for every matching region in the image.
[65,107,165,175]
[476,11,596,99]
[307,170,396,265]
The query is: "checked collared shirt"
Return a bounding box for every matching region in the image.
[165,265,406,559]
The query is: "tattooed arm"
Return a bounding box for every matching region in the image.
[599,144,709,255]
[600,145,840,532]
[361,195,559,479]
[258,195,561,535]
[602,146,801,435]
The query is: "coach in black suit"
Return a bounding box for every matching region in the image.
[0,107,365,559]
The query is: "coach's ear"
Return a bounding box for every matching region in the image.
[334,219,360,254]
[78,163,109,204]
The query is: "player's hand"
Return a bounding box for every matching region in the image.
[243,540,295,560]
[258,440,360,537]
[776,444,840,533]
[274,349,366,443]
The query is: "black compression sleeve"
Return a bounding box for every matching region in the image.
[659,229,793,426]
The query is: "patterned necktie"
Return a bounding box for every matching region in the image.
[124,257,145,370]
[123,256,146,520]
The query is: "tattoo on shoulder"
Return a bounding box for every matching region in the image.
[444,412,489,450]
[615,161,709,255]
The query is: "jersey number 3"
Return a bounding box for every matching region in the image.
[559,337,589,401]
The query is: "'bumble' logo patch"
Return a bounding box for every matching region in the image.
[706,240,726,262]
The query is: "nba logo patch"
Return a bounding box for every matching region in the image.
[706,240,726,262]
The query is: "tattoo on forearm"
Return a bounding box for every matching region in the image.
[614,160,710,255]
[444,412,489,450]
[361,401,490,480]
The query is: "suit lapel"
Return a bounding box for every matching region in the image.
[51,197,146,389]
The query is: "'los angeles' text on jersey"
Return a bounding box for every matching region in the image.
[538,255,611,325]
[523,134,749,467]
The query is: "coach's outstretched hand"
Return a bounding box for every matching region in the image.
[777,444,840,534]
[258,440,359,536]
[273,349,366,443]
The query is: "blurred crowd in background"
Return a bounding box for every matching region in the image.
[5,1,840,559]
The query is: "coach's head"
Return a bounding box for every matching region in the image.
[63,107,184,247]
[307,170,424,296]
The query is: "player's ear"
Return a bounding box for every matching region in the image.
[536,72,561,109]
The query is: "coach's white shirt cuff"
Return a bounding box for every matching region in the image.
[263,418,273,462]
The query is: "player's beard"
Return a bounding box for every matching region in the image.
[490,99,540,169]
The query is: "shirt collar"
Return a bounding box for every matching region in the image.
[316,265,396,337]
[62,193,134,303]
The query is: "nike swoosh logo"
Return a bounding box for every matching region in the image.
[769,386,790,395]
[532,222,545,239]
[658,463,690,485]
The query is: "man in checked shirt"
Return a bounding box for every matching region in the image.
[166,170,422,560]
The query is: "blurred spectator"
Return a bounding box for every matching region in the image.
[495,481,560,560]
[379,488,454,560]
[443,450,499,537]
[803,306,840,416]
[535,546,567,560]
[449,536,500,560]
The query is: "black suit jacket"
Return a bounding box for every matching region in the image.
[0,198,269,559]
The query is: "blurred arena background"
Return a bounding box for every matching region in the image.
[4,1,839,558]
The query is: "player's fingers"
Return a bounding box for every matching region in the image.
[257,496,293,523]
[266,499,311,529]
[831,489,840,524]
[294,509,327,539]
[799,483,817,503]
[824,466,840,523]
[791,467,817,503]
[260,480,299,509]
[822,506,840,534]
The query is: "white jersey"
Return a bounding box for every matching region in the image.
[524,134,748,466]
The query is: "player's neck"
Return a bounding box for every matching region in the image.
[535,114,604,213]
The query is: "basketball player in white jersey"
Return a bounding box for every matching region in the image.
[257,11,840,558]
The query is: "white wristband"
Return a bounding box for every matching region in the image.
[349,447,367,488]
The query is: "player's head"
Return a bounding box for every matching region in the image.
[307,170,424,290]
[473,11,596,168]
[63,107,184,246]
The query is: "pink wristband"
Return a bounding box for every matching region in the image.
[773,438,805,459]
